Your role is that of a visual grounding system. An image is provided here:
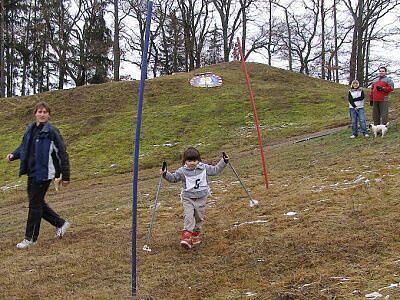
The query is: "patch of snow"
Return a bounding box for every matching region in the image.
[365,292,383,299]
[163,142,180,147]
[1,182,22,192]
[330,276,350,282]
[378,283,398,291]
[317,199,328,203]
[353,175,365,184]
[300,282,317,289]
[285,211,297,217]
[233,220,268,227]
[244,291,257,297]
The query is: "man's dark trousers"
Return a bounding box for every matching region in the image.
[25,177,65,241]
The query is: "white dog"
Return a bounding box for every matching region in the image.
[369,122,389,138]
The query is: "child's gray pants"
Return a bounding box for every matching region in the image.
[181,195,207,232]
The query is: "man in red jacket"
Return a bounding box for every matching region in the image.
[370,67,394,125]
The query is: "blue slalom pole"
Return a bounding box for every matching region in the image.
[132,1,153,299]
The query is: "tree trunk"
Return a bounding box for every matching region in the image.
[285,8,292,71]
[267,0,272,65]
[0,0,5,97]
[364,18,377,86]
[32,0,38,94]
[349,27,358,83]
[6,9,12,97]
[58,1,66,90]
[21,1,32,96]
[355,0,364,85]
[320,0,326,79]
[223,25,229,62]
[241,0,247,54]
[333,0,339,83]
[113,0,120,81]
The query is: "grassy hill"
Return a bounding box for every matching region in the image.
[1,62,350,186]
[1,62,400,299]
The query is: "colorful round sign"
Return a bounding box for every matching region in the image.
[189,72,223,88]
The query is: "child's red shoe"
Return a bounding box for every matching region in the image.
[191,231,201,245]
[180,230,192,249]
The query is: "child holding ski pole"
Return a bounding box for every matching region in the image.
[160,147,228,249]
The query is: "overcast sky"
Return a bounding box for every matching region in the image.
[116,0,400,88]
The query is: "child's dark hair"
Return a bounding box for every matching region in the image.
[182,147,201,165]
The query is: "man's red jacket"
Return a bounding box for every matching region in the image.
[370,79,393,101]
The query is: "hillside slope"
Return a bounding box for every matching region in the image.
[1,62,400,299]
[1,62,351,186]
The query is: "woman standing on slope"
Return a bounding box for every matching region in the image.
[348,80,368,138]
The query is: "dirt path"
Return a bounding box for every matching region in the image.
[267,125,348,149]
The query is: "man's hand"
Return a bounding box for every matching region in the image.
[6,154,14,162]
[61,181,70,187]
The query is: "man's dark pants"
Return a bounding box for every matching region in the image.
[25,177,65,241]
[372,100,389,125]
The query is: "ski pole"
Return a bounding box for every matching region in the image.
[222,152,259,208]
[143,161,167,252]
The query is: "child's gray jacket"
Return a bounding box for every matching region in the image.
[163,158,227,199]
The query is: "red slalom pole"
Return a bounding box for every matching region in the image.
[236,37,269,189]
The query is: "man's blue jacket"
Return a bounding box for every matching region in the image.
[11,122,70,182]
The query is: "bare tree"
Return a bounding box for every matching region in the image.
[0,0,5,97]
[123,0,158,76]
[177,0,211,71]
[113,0,120,81]
[290,0,320,74]
[212,0,243,62]
[343,0,400,85]
[239,0,256,55]
[332,0,339,82]
[320,0,326,79]
[273,1,293,70]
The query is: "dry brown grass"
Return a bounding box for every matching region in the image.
[1,125,400,299]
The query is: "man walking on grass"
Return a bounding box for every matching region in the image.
[6,101,71,249]
[370,66,394,126]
